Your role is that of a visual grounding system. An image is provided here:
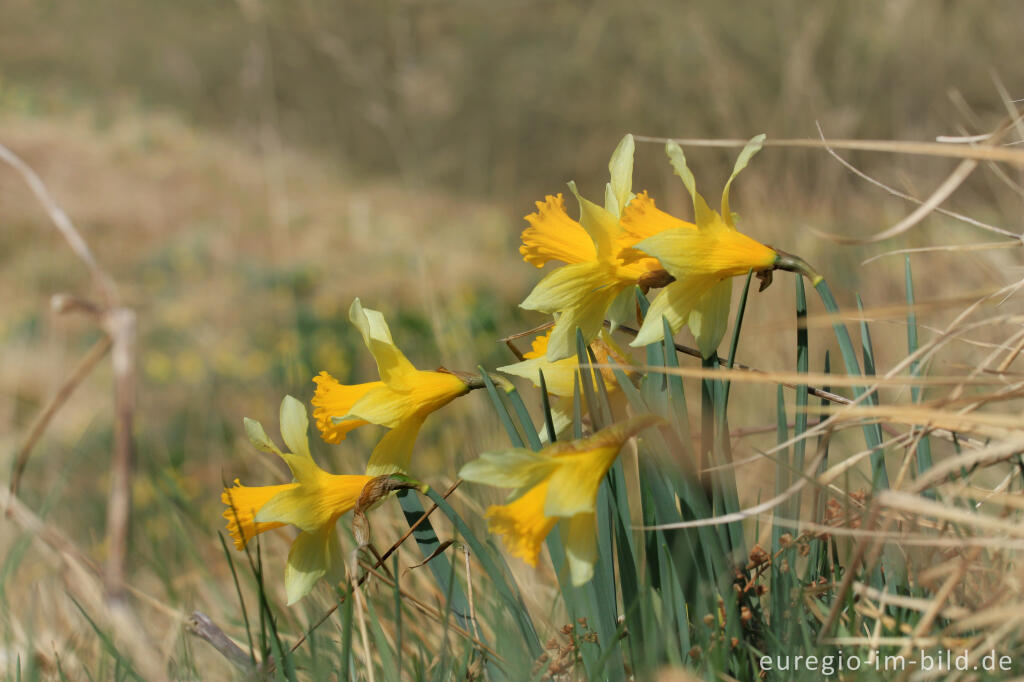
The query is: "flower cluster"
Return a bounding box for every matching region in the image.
[520,133,779,360]
[221,133,795,603]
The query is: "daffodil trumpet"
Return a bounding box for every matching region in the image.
[459,415,662,586]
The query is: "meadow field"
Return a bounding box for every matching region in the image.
[2,2,1024,680]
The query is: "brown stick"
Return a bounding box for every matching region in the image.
[0,143,137,602]
[0,144,117,306]
[104,308,137,597]
[9,334,112,499]
[187,611,256,673]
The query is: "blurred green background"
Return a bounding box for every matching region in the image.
[1,1,1021,677]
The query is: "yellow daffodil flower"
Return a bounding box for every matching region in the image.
[519,135,693,361]
[312,299,471,475]
[459,415,661,585]
[624,135,778,357]
[498,328,634,436]
[498,328,629,397]
[222,396,374,604]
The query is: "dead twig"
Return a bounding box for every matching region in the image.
[9,334,112,499]
[187,612,256,674]
[0,142,137,600]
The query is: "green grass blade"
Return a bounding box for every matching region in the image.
[537,369,557,443]
[422,487,542,659]
[338,583,354,679]
[720,271,754,405]
[573,371,584,440]
[855,293,877,378]
[477,365,525,448]
[905,256,934,481]
[217,532,256,664]
[68,597,144,682]
[575,328,605,430]
[792,277,810,518]
[363,591,398,682]
[813,278,889,488]
[396,489,475,634]
[504,384,542,451]
[393,553,403,678]
[661,317,694,455]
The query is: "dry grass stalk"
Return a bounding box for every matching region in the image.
[0,142,138,599]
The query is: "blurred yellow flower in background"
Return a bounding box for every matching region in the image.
[458,415,660,585]
[518,135,691,361]
[222,396,374,604]
[312,298,471,475]
[625,135,778,357]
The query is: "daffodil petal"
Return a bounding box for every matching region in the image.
[349,298,417,390]
[540,402,574,443]
[275,396,321,485]
[255,473,373,532]
[689,278,733,359]
[498,355,577,397]
[620,191,695,242]
[344,384,414,429]
[665,141,717,227]
[563,513,598,586]
[605,285,636,332]
[279,395,311,458]
[543,415,661,517]
[485,481,557,567]
[544,446,619,517]
[721,134,765,228]
[630,278,712,347]
[366,415,427,476]
[633,222,777,281]
[345,371,466,433]
[545,286,621,361]
[284,524,344,605]
[458,448,556,490]
[607,134,635,217]
[568,182,621,261]
[520,261,610,313]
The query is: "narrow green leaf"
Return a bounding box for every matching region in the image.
[396,490,475,634]
[813,279,889,488]
[393,554,403,679]
[855,294,877,379]
[572,368,584,440]
[363,592,398,682]
[792,276,810,519]
[478,365,525,448]
[217,532,256,663]
[421,488,542,659]
[906,256,934,483]
[505,384,542,451]
[339,582,354,679]
[538,369,557,443]
[69,597,144,682]
[575,328,605,430]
